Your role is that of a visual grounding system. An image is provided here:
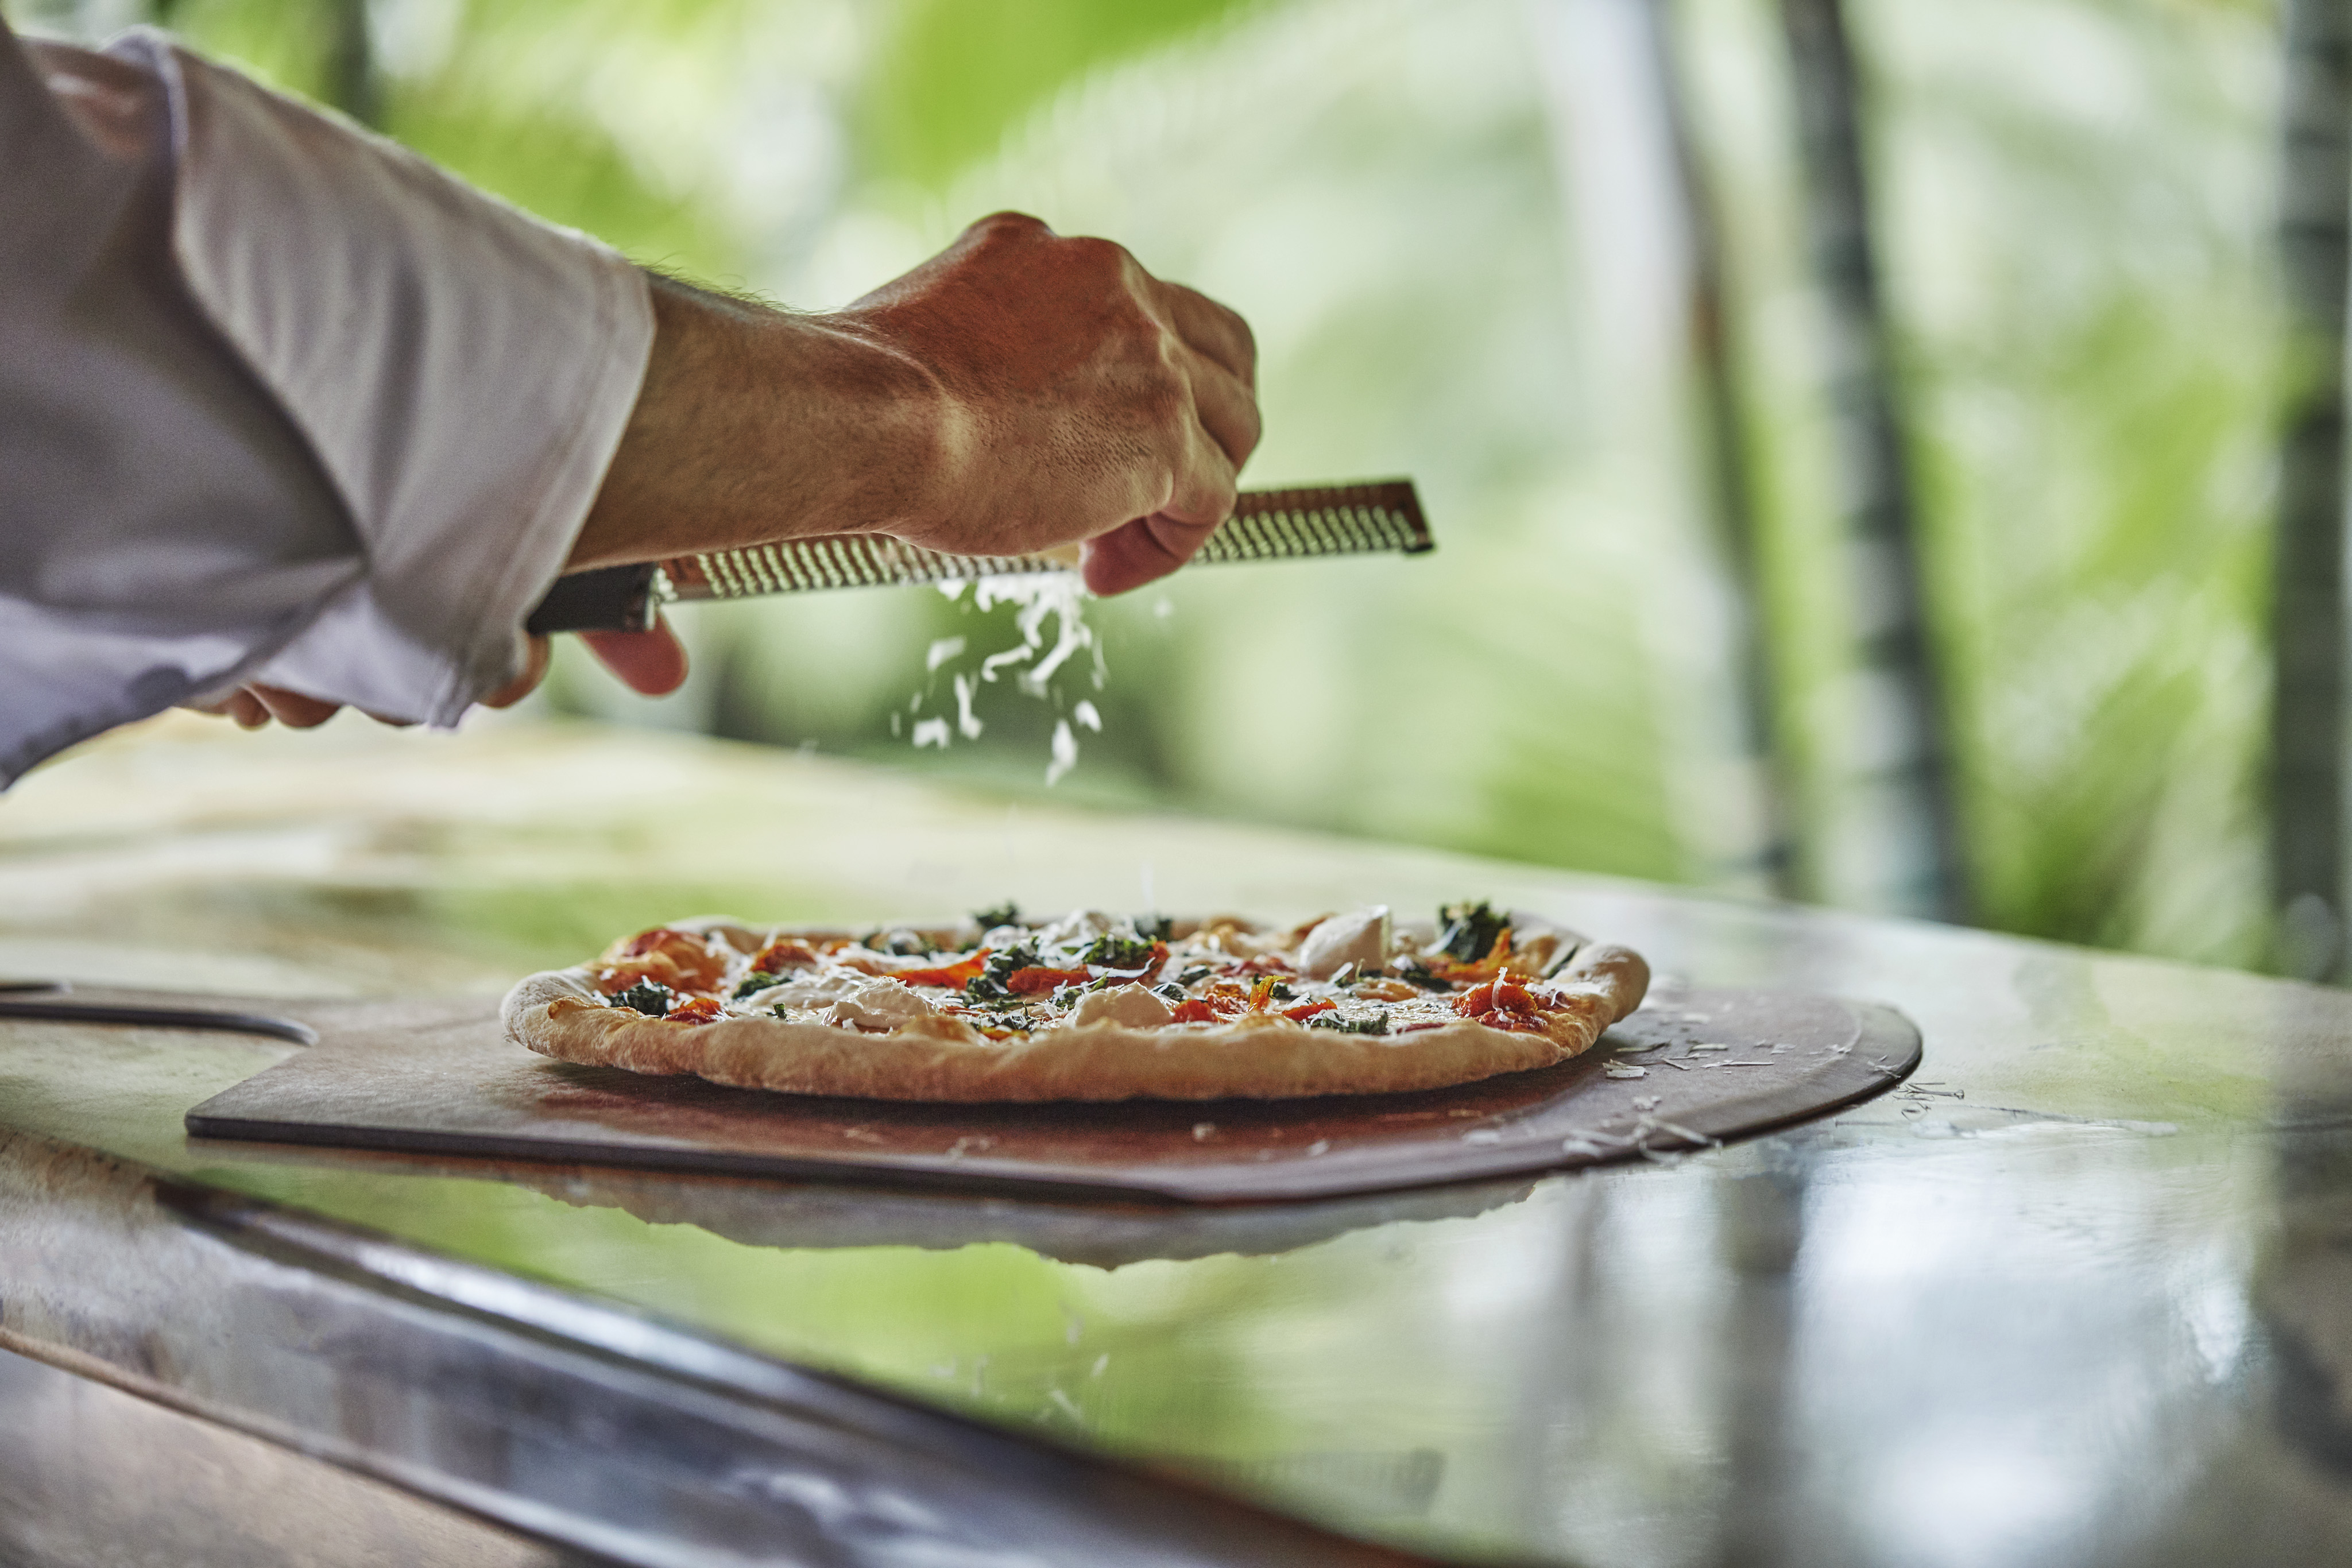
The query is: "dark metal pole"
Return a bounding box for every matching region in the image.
[2272,0,2352,981]
[1776,0,1965,922]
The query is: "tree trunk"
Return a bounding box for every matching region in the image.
[1777,0,1964,922]
[2273,0,2352,981]
[324,0,380,129]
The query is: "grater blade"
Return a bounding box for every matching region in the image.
[525,481,1430,634]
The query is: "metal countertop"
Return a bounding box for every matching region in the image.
[3,715,2348,1566]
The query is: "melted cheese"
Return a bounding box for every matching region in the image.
[1063,983,1174,1030]
[825,977,938,1032]
[1297,907,1390,980]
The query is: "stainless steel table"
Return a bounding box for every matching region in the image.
[4,715,2349,1566]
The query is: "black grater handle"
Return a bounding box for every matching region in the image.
[525,563,659,634]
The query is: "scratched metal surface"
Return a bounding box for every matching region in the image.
[4,717,2352,1565]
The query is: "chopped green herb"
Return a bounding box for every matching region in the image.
[875,929,930,957]
[972,901,1020,930]
[1268,981,1295,1001]
[612,981,671,1017]
[1309,1009,1391,1036]
[1175,965,1212,986]
[1136,914,1174,941]
[1155,983,1187,1002]
[1437,900,1508,963]
[964,943,1036,1001]
[1394,959,1453,992]
[1081,931,1156,970]
[730,970,784,1000]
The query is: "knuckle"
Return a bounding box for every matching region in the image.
[969,210,1050,243]
[1060,234,1134,277]
[1226,309,1258,370]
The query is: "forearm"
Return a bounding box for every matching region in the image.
[566,277,963,571]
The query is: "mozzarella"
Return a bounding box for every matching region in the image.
[1063,983,1173,1029]
[826,977,938,1032]
[1297,906,1390,981]
[746,971,869,1012]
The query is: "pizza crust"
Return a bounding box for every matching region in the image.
[502,923,1650,1102]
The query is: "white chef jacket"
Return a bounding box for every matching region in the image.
[0,22,654,786]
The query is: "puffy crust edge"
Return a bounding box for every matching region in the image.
[502,935,1650,1103]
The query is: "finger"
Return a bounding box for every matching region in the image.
[479,636,551,709]
[1174,337,1262,473]
[1082,512,1219,596]
[1155,404,1241,535]
[582,617,690,696]
[210,690,270,729]
[250,685,341,729]
[1158,280,1256,388]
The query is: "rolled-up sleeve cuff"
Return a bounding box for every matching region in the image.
[117,28,655,725]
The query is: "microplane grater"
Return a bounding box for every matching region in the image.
[525,479,1431,634]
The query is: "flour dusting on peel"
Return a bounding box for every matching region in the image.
[911,572,1107,784]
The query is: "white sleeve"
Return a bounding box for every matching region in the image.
[0,24,653,784]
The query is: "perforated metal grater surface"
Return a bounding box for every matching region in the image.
[524,480,1430,633]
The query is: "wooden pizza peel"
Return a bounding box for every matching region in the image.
[35,983,1931,1205]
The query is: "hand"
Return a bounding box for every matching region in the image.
[189,621,688,730]
[842,213,1262,594]
[569,213,1259,597]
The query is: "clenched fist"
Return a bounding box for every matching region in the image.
[571,212,1261,597]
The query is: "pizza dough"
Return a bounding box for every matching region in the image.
[501,904,1649,1102]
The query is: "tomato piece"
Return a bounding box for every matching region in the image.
[1007,966,1092,994]
[616,927,687,959]
[1248,974,1312,1011]
[593,959,666,996]
[891,950,990,987]
[1283,998,1337,1024]
[1425,929,1523,985]
[750,940,818,973]
[1169,999,1221,1024]
[602,928,729,989]
[666,996,724,1025]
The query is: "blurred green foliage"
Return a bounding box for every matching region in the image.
[7,0,2297,969]
[857,0,1259,186]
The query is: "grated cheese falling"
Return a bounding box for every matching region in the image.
[953,673,983,739]
[908,570,1109,785]
[1045,719,1079,786]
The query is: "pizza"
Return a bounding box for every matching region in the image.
[501,902,1649,1102]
